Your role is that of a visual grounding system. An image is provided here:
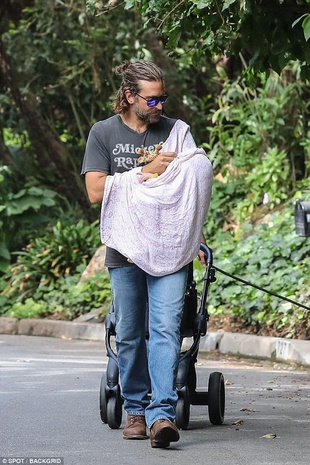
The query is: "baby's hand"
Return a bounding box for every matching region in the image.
[137,172,159,184]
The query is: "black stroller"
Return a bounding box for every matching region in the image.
[99,243,225,430]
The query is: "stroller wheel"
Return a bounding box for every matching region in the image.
[175,386,190,430]
[99,373,108,423]
[107,386,123,429]
[208,371,225,425]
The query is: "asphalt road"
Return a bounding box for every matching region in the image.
[0,334,309,465]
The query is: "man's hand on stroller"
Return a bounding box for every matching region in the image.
[198,235,207,266]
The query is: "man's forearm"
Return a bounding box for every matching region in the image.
[85,172,108,204]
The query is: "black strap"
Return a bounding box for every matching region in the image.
[213,265,310,312]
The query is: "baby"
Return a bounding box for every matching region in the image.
[137,144,162,183]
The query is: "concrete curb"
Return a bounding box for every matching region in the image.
[185,332,310,367]
[0,317,105,341]
[1,317,309,367]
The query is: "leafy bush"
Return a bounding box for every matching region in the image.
[5,271,111,321]
[195,66,310,339]
[0,164,58,272]
[234,147,290,222]
[0,145,87,273]
[197,203,310,339]
[0,219,101,309]
[204,68,309,235]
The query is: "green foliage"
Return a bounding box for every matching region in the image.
[5,272,111,321]
[0,219,100,306]
[0,142,91,273]
[2,0,215,213]
[0,217,110,321]
[1,0,152,143]
[123,0,310,79]
[197,204,310,339]
[197,65,310,338]
[292,12,310,41]
[204,68,310,232]
[234,147,290,222]
[0,162,58,272]
[0,0,156,217]
[207,69,308,176]
[6,299,49,320]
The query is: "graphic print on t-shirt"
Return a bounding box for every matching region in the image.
[81,115,177,177]
[112,142,164,171]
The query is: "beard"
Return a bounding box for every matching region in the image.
[134,102,162,125]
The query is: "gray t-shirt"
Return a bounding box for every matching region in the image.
[82,114,177,267]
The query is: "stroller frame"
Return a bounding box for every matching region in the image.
[99,243,225,430]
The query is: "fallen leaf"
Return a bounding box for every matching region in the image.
[261,433,277,439]
[240,407,253,413]
[225,380,234,386]
[232,419,244,426]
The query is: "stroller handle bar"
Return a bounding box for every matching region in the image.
[200,242,213,266]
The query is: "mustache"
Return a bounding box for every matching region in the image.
[150,110,162,117]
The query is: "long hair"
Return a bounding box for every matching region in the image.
[113,60,164,114]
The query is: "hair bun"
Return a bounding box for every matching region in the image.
[115,61,130,75]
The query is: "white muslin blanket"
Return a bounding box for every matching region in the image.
[100,119,213,276]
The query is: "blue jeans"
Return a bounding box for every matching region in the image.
[108,264,188,429]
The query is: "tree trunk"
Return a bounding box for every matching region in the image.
[0,36,92,217]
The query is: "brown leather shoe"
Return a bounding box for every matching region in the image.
[150,419,180,448]
[123,415,148,439]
